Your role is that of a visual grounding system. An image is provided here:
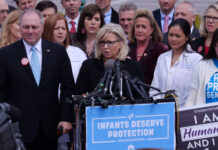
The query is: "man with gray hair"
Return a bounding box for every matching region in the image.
[174,0,200,41]
[163,0,200,47]
[119,1,137,36]
[0,0,9,37]
[0,8,75,149]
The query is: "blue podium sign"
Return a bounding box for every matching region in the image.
[86,102,175,150]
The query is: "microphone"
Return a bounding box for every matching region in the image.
[0,103,21,122]
[134,78,161,92]
[122,71,147,99]
[122,70,134,101]
[114,61,122,97]
[109,75,115,96]
[103,59,115,94]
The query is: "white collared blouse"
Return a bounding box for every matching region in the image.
[149,49,202,107]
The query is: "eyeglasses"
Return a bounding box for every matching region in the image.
[204,15,218,22]
[99,40,120,48]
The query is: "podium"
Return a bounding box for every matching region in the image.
[72,97,176,150]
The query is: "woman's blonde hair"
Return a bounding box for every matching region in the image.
[95,23,129,61]
[199,3,218,37]
[0,10,21,48]
[128,8,163,43]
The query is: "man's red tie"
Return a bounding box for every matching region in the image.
[70,20,76,33]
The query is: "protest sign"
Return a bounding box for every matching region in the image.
[177,102,218,150]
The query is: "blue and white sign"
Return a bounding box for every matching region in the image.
[206,72,218,103]
[86,102,175,150]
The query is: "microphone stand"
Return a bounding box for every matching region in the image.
[135,79,161,92]
[129,78,148,99]
[123,72,134,103]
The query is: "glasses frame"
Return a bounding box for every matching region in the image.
[204,15,218,22]
[99,40,120,48]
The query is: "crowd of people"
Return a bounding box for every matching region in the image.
[0,0,217,149]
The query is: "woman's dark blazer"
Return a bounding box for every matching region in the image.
[128,39,168,85]
[76,58,145,95]
[191,36,207,56]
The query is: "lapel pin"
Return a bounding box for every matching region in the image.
[21,57,29,66]
[198,46,203,53]
[144,53,147,57]
[46,49,50,53]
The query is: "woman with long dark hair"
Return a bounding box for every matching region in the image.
[70,4,105,58]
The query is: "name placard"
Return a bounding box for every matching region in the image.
[177,102,218,150]
[86,103,175,150]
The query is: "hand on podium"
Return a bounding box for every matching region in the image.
[58,121,72,135]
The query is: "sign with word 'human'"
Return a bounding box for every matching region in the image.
[177,102,218,150]
[86,103,175,150]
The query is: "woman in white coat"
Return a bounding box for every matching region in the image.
[149,19,202,108]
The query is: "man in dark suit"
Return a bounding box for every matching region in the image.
[162,1,200,48]
[61,0,81,33]
[0,8,75,150]
[95,0,119,24]
[153,0,176,33]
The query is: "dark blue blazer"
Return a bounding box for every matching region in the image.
[152,9,175,33]
[153,9,162,31]
[0,39,75,143]
[111,8,119,24]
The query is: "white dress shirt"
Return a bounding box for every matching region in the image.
[65,14,80,31]
[160,9,174,32]
[149,49,202,107]
[23,39,42,70]
[66,45,87,83]
[104,8,112,24]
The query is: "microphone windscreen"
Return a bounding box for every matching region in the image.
[8,104,21,123]
[0,103,21,122]
[105,59,115,70]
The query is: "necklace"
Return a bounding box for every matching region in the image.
[136,47,147,61]
[86,40,95,56]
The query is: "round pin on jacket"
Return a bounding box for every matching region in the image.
[198,46,203,53]
[21,58,29,66]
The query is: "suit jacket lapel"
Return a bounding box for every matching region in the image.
[157,9,162,30]
[191,26,200,42]
[14,40,37,85]
[40,40,51,87]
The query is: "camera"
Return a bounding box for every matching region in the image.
[0,103,25,150]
